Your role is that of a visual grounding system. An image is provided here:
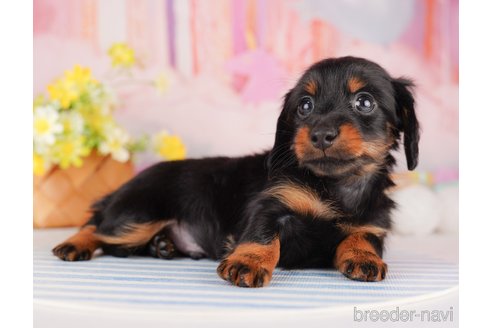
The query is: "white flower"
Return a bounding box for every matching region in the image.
[33,105,63,147]
[98,125,131,162]
[88,83,115,115]
[59,111,84,135]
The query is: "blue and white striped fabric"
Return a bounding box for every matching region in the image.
[34,250,458,311]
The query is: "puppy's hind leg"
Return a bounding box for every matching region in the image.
[53,197,109,261]
[148,228,177,259]
[52,224,101,261]
[53,219,175,261]
[94,218,174,258]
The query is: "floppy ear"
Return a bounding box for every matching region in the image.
[392,78,420,170]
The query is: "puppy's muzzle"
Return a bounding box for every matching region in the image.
[310,126,339,150]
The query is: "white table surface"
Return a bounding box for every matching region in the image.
[34,228,459,328]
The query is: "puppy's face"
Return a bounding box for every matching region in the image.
[270,57,419,177]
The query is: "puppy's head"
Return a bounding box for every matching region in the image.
[269,56,420,177]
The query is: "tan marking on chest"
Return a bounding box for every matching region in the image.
[265,182,338,219]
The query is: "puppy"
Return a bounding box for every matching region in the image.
[53,56,419,288]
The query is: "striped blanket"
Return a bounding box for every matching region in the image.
[34,250,458,311]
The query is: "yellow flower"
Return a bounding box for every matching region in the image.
[33,94,46,109]
[79,105,111,134]
[47,79,79,109]
[153,131,186,161]
[108,43,135,68]
[33,105,63,147]
[33,152,52,176]
[47,65,98,109]
[98,125,131,162]
[64,65,96,87]
[53,136,90,169]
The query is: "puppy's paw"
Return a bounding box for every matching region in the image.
[148,233,176,259]
[339,252,387,282]
[52,242,92,261]
[217,257,272,288]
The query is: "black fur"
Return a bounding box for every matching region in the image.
[54,56,419,274]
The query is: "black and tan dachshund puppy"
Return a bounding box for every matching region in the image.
[53,56,420,287]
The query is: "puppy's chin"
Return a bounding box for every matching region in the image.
[301,158,353,177]
[300,157,376,178]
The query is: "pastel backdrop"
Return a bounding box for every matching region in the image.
[34,0,459,234]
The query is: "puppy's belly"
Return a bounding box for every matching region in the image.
[167,222,205,256]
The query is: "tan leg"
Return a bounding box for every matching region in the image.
[217,238,280,287]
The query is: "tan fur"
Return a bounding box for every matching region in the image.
[218,238,280,287]
[64,225,100,260]
[339,123,364,156]
[335,233,376,261]
[95,221,171,247]
[305,80,317,95]
[348,77,366,93]
[334,226,387,281]
[362,140,392,161]
[265,182,339,219]
[293,126,311,159]
[229,239,281,272]
[294,123,392,166]
[336,223,388,238]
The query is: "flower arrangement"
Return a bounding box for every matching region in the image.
[33,43,186,227]
[33,43,186,176]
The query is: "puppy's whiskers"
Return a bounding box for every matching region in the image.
[269,144,296,173]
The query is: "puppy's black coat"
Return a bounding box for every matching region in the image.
[53,57,420,287]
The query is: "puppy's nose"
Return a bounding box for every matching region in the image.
[310,128,339,150]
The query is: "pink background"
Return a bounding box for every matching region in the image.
[34,0,458,173]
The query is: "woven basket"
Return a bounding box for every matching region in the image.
[33,152,134,228]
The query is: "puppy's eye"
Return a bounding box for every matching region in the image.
[354,93,376,113]
[298,97,314,117]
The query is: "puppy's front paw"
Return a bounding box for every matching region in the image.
[52,242,92,261]
[217,258,272,288]
[339,252,387,282]
[217,239,280,287]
